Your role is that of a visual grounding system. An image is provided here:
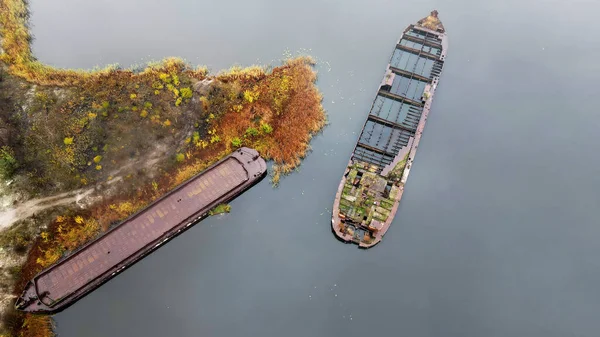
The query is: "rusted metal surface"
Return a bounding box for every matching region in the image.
[16,147,266,313]
[332,11,448,248]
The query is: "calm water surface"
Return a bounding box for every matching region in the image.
[29,0,600,336]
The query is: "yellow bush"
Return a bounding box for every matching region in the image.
[195,140,208,149]
[180,87,193,99]
[117,202,135,215]
[243,88,260,103]
[159,73,171,83]
[59,217,101,251]
[36,247,61,267]
[172,160,214,186]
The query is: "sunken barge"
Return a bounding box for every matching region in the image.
[15,147,267,314]
[332,11,448,248]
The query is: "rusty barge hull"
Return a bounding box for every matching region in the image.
[15,147,267,314]
[332,11,448,248]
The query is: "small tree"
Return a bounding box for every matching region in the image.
[245,127,259,137]
[231,137,243,148]
[260,122,273,134]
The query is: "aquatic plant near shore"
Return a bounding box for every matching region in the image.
[209,204,231,215]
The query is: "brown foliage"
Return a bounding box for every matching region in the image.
[17,314,53,337]
[214,57,326,183]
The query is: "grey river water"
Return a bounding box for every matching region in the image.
[29,0,600,336]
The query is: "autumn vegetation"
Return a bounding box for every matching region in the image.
[0,0,326,336]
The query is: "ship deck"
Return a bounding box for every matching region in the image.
[353,24,445,174]
[332,11,447,248]
[17,147,266,312]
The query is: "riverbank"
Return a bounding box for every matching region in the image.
[0,0,325,335]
